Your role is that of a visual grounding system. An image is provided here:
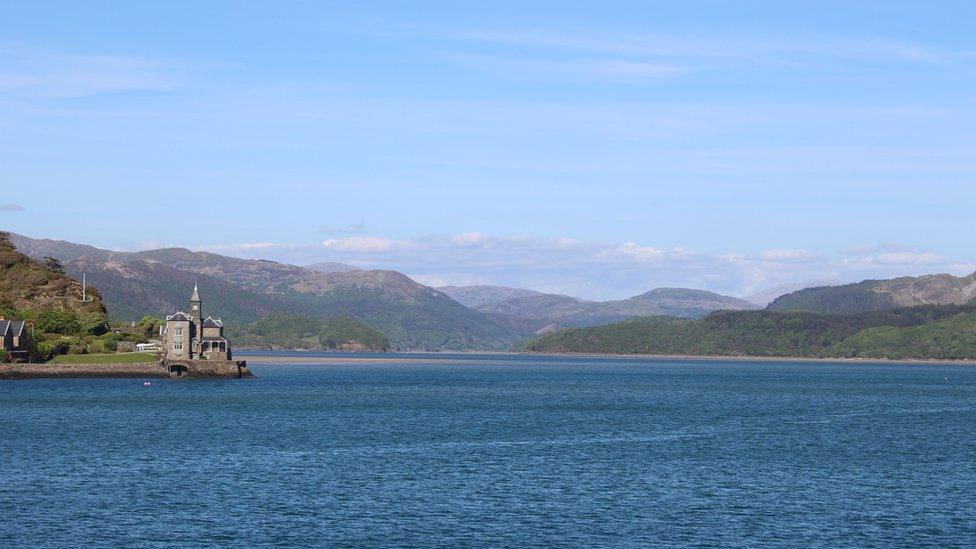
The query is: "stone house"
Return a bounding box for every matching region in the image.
[0,318,29,360]
[162,285,233,361]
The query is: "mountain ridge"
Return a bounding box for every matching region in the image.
[768,272,976,314]
[10,234,520,351]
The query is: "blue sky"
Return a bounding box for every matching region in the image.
[1,1,974,299]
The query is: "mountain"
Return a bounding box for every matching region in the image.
[229,314,390,351]
[305,262,361,274]
[466,286,758,331]
[11,234,520,351]
[64,257,288,324]
[523,304,976,359]
[768,273,976,314]
[8,234,117,262]
[742,280,837,307]
[437,285,551,309]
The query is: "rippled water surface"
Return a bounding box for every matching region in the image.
[4,354,976,547]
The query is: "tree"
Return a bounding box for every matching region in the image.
[43,256,65,274]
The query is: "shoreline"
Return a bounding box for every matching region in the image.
[240,351,976,366]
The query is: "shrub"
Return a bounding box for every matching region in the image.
[35,339,71,361]
[35,310,82,335]
[0,349,7,363]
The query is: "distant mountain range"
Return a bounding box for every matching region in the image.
[11,234,773,350]
[18,232,968,357]
[440,284,758,334]
[524,270,976,359]
[10,234,516,351]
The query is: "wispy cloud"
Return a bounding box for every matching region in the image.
[442,29,956,68]
[0,44,179,98]
[0,203,24,212]
[762,249,814,262]
[321,236,416,252]
[437,51,686,82]
[318,222,369,235]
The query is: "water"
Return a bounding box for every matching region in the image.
[3,354,976,547]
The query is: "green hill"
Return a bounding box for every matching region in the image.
[825,312,976,360]
[0,231,122,361]
[230,313,390,351]
[0,232,107,317]
[523,304,976,359]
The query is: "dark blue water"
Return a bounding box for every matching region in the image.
[4,354,976,547]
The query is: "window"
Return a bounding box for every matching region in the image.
[174,341,183,350]
[175,327,183,337]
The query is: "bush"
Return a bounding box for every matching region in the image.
[0,349,7,363]
[35,310,82,335]
[34,339,72,361]
[104,340,118,352]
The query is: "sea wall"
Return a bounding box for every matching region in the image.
[165,360,253,379]
[0,362,165,379]
[0,360,252,380]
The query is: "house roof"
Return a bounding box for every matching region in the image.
[201,336,228,342]
[0,320,26,338]
[202,316,223,328]
[166,312,191,322]
[9,321,25,337]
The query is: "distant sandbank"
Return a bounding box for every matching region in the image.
[240,352,976,366]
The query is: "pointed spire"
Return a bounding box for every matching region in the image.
[191,283,200,301]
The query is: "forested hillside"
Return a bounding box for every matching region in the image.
[524,304,976,359]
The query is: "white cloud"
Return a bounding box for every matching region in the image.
[322,236,414,252]
[0,203,24,212]
[762,248,813,262]
[618,242,664,260]
[854,251,943,265]
[451,232,488,247]
[172,232,976,302]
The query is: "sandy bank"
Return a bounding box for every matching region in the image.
[241,352,976,366]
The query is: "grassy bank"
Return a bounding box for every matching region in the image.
[47,352,159,365]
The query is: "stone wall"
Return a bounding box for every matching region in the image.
[0,362,166,379]
[0,360,252,380]
[165,360,252,379]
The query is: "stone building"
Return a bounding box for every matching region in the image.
[0,318,29,360]
[163,285,232,361]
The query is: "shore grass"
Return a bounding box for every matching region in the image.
[48,352,159,365]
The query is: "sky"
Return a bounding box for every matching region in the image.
[1,1,974,300]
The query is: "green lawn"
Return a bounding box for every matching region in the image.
[48,352,159,364]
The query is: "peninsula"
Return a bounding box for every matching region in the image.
[0,232,250,379]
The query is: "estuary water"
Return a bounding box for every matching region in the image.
[3,354,976,547]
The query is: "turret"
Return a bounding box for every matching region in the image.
[189,284,202,325]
